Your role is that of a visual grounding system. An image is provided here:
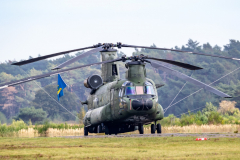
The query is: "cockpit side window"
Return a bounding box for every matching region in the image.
[119,88,124,97]
[122,81,134,87]
[144,81,155,95]
[144,81,153,86]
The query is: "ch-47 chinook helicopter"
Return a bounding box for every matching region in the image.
[0,42,239,136]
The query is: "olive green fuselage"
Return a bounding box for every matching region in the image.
[83,51,164,133]
[84,78,164,127]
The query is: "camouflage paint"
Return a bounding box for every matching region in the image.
[83,59,164,129]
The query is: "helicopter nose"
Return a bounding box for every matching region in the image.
[131,99,153,111]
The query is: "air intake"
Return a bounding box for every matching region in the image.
[84,75,103,90]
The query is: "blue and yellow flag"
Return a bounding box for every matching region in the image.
[57,74,67,101]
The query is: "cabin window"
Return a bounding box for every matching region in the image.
[112,64,118,75]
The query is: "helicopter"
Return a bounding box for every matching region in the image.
[0,42,239,136]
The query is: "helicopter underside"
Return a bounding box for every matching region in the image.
[86,113,160,135]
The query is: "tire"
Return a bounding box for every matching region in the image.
[84,126,88,136]
[105,125,110,135]
[138,124,144,134]
[151,124,155,134]
[97,125,102,133]
[157,123,161,134]
[93,126,97,133]
[113,127,118,135]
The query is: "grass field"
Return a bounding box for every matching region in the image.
[0,136,240,159]
[9,124,240,137]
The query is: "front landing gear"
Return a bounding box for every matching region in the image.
[156,123,161,134]
[138,124,144,134]
[151,123,162,134]
[151,124,155,134]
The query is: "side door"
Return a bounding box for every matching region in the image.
[110,88,120,119]
[110,89,115,118]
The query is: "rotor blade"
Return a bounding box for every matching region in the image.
[0,58,122,90]
[52,47,103,70]
[150,60,231,98]
[146,57,203,70]
[122,44,240,61]
[11,46,96,66]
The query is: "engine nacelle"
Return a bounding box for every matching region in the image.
[84,75,103,90]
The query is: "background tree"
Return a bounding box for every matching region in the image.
[0,39,240,121]
[202,102,217,117]
[0,111,7,124]
[31,84,80,121]
[218,100,239,116]
[14,107,47,124]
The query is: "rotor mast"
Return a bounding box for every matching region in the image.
[125,61,147,84]
[100,49,120,83]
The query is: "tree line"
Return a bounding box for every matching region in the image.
[0,39,240,124]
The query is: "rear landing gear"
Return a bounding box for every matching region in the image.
[105,125,109,135]
[84,126,88,136]
[97,125,102,133]
[138,124,144,134]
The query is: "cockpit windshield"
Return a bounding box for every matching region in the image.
[125,86,136,95]
[124,86,155,95]
[144,86,155,95]
[123,81,155,96]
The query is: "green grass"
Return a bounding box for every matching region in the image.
[0,120,28,137]
[0,136,240,159]
[34,121,83,134]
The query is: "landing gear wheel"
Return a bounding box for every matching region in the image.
[93,126,97,133]
[151,124,155,134]
[157,123,161,134]
[138,124,144,134]
[84,126,88,136]
[97,125,102,133]
[113,127,118,135]
[105,125,109,135]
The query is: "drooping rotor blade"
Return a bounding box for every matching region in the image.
[150,60,231,98]
[52,46,103,70]
[0,58,122,90]
[122,44,240,61]
[11,46,96,66]
[146,57,203,70]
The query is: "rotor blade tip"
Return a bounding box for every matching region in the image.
[224,96,232,98]
[11,63,20,66]
[233,58,240,61]
[195,67,203,70]
[0,85,8,89]
[52,68,60,70]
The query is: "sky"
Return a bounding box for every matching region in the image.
[0,0,240,63]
